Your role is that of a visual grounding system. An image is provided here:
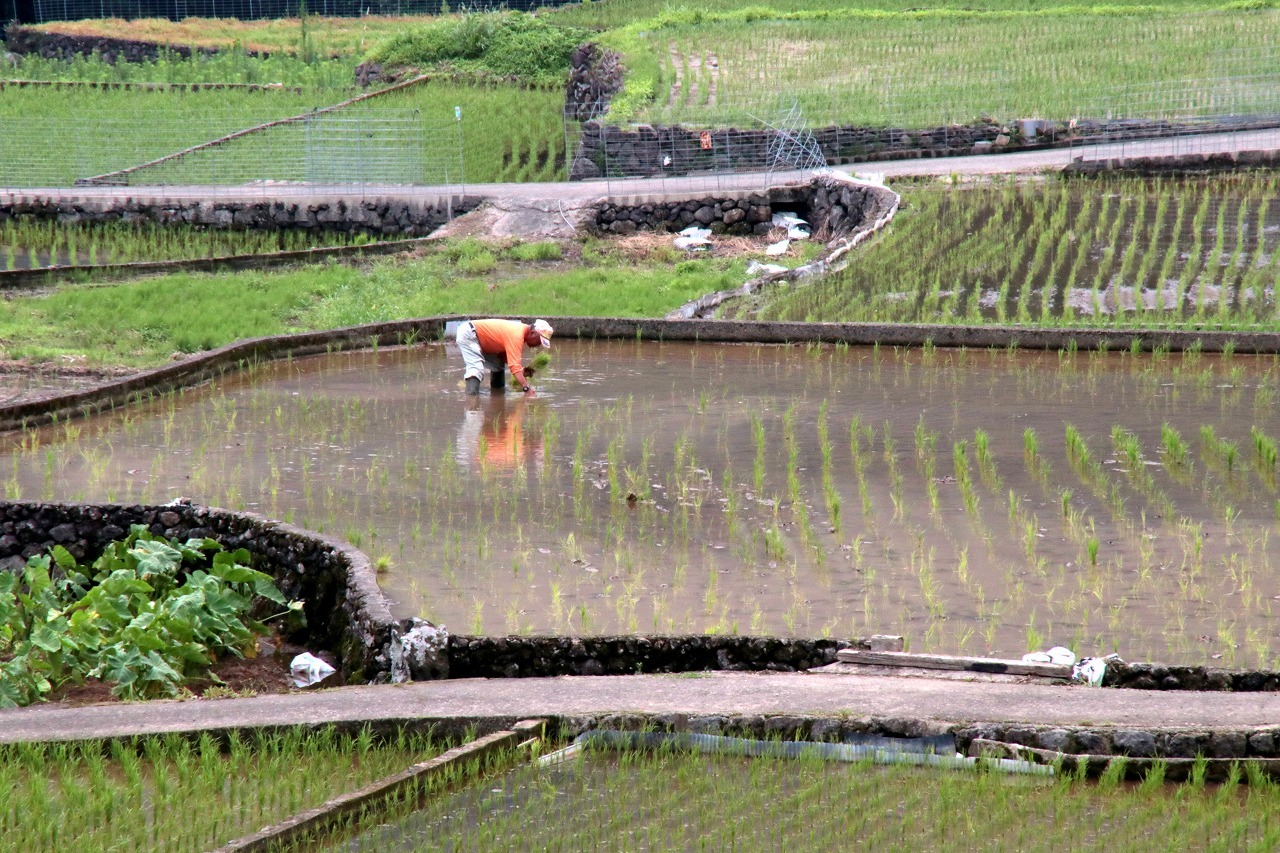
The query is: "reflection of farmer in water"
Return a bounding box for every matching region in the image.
[456,394,545,472]
[456,318,553,396]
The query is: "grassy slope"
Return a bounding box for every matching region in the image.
[0,240,745,366]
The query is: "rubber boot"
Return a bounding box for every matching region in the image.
[490,370,506,392]
[465,376,480,396]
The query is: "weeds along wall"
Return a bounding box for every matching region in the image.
[0,194,477,237]
[0,500,398,681]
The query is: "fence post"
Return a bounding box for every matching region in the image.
[454,105,465,196]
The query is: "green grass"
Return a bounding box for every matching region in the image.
[751,172,1280,327]
[0,240,743,365]
[343,748,1280,850]
[0,727,454,851]
[362,12,588,85]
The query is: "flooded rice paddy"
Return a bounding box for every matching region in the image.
[331,749,1273,852]
[7,339,1280,666]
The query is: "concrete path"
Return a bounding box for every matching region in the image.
[3,671,1280,744]
[4,126,1278,209]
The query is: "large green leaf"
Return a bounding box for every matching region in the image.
[51,545,77,572]
[28,622,61,653]
[3,529,288,707]
[128,539,184,581]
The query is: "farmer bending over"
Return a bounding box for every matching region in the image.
[456,318,553,395]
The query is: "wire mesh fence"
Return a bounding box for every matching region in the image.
[0,109,464,194]
[1069,73,1280,162]
[564,101,832,198]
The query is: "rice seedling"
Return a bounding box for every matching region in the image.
[752,173,1280,330]
[0,727,454,851]
[342,742,1280,851]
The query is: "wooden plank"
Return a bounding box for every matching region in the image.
[836,649,1072,679]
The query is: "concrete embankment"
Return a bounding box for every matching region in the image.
[4,671,1280,780]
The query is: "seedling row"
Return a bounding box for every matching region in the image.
[756,173,1280,326]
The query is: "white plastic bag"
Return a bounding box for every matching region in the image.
[747,261,788,276]
[290,652,336,688]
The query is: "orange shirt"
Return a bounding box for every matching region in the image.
[472,319,529,379]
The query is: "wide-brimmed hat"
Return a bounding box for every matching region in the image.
[533,319,554,349]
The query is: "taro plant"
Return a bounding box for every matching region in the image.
[0,525,301,707]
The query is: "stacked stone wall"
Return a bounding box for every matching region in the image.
[5,25,227,62]
[594,181,873,239]
[0,501,397,681]
[449,635,861,677]
[0,195,472,237]
[571,116,1280,180]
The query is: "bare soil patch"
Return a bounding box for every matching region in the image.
[40,636,326,709]
[0,360,136,406]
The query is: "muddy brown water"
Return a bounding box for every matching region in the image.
[7,340,1280,666]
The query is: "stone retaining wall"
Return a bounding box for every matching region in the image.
[5,25,227,62]
[559,712,1280,775]
[571,116,1280,180]
[563,42,624,123]
[0,194,474,237]
[596,191,779,236]
[1064,148,1280,176]
[449,635,863,678]
[595,179,875,238]
[0,501,398,681]
[1104,661,1280,692]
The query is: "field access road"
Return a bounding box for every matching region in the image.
[3,671,1280,744]
[3,126,1279,211]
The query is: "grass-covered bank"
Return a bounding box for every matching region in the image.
[0,237,746,366]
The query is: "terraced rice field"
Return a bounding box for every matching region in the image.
[336,747,1280,851]
[0,69,565,186]
[625,10,1280,127]
[755,173,1280,326]
[8,339,1280,667]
